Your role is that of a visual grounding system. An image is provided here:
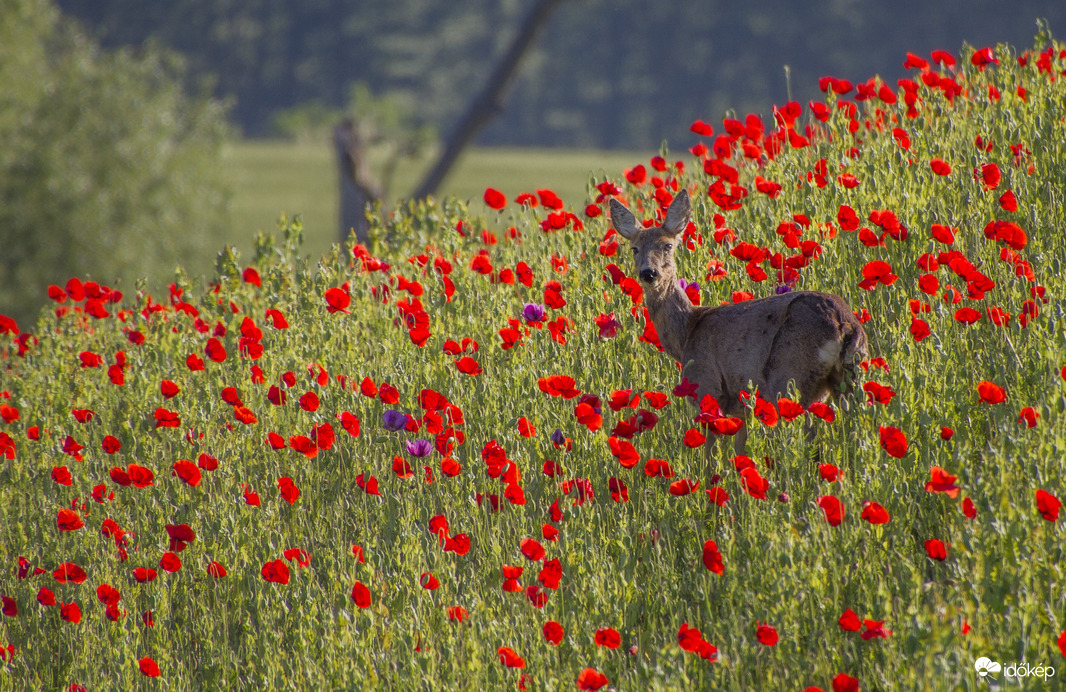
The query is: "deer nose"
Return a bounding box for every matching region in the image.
[639,268,659,283]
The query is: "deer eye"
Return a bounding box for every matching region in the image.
[663,243,673,251]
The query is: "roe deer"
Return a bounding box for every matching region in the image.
[610,190,868,458]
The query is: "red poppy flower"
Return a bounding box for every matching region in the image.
[543,620,564,645]
[858,260,897,291]
[1036,489,1061,521]
[860,501,891,524]
[53,563,87,584]
[419,572,440,590]
[204,337,227,363]
[643,458,675,479]
[983,220,1027,250]
[753,396,778,427]
[59,601,81,624]
[807,402,835,422]
[525,585,548,608]
[241,484,261,506]
[952,307,981,325]
[669,479,700,496]
[324,287,350,314]
[690,120,714,136]
[132,567,157,583]
[702,540,725,574]
[138,657,160,677]
[925,466,961,497]
[594,627,621,649]
[57,508,84,531]
[706,486,729,507]
[159,552,182,573]
[91,434,117,457]
[520,538,545,562]
[484,187,507,210]
[1017,407,1038,428]
[283,548,311,568]
[537,189,563,210]
[207,561,227,578]
[977,162,1001,189]
[153,408,180,429]
[497,646,526,668]
[977,381,1006,404]
[818,496,845,526]
[172,460,201,487]
[261,560,290,585]
[924,539,948,561]
[910,317,931,342]
[839,608,862,632]
[537,374,581,399]
[929,158,952,176]
[818,463,840,482]
[832,673,859,692]
[278,476,299,504]
[756,623,779,646]
[860,619,891,640]
[740,466,769,500]
[538,557,562,589]
[576,667,609,691]
[165,523,196,551]
[879,426,908,458]
[607,436,640,469]
[708,416,744,435]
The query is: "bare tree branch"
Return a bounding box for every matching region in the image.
[412,0,566,199]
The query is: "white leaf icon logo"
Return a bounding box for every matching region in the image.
[974,657,1002,677]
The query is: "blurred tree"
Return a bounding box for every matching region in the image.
[0,0,231,326]
[56,0,1066,148]
[413,0,566,198]
[326,83,436,243]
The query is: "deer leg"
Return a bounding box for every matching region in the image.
[732,423,748,458]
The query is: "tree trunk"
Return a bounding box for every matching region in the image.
[412,0,566,199]
[334,120,382,246]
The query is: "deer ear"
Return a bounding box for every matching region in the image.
[662,189,691,236]
[609,199,641,240]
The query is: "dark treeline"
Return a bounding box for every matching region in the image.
[58,0,1066,149]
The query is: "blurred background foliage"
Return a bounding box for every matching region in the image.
[0,0,230,326]
[55,0,1066,147]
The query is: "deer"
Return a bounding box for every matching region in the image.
[609,189,868,461]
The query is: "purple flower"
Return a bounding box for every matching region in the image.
[678,278,700,292]
[551,428,566,446]
[522,303,546,323]
[775,285,792,294]
[382,410,410,431]
[405,439,433,457]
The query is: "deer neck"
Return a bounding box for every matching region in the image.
[644,278,693,362]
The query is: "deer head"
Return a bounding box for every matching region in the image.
[609,190,692,290]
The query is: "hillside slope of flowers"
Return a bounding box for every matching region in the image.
[2,31,1066,691]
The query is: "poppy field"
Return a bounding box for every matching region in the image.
[3,32,1066,691]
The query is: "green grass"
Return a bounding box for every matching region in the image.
[3,35,1066,691]
[222,141,646,259]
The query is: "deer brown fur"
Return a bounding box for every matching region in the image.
[610,190,868,457]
